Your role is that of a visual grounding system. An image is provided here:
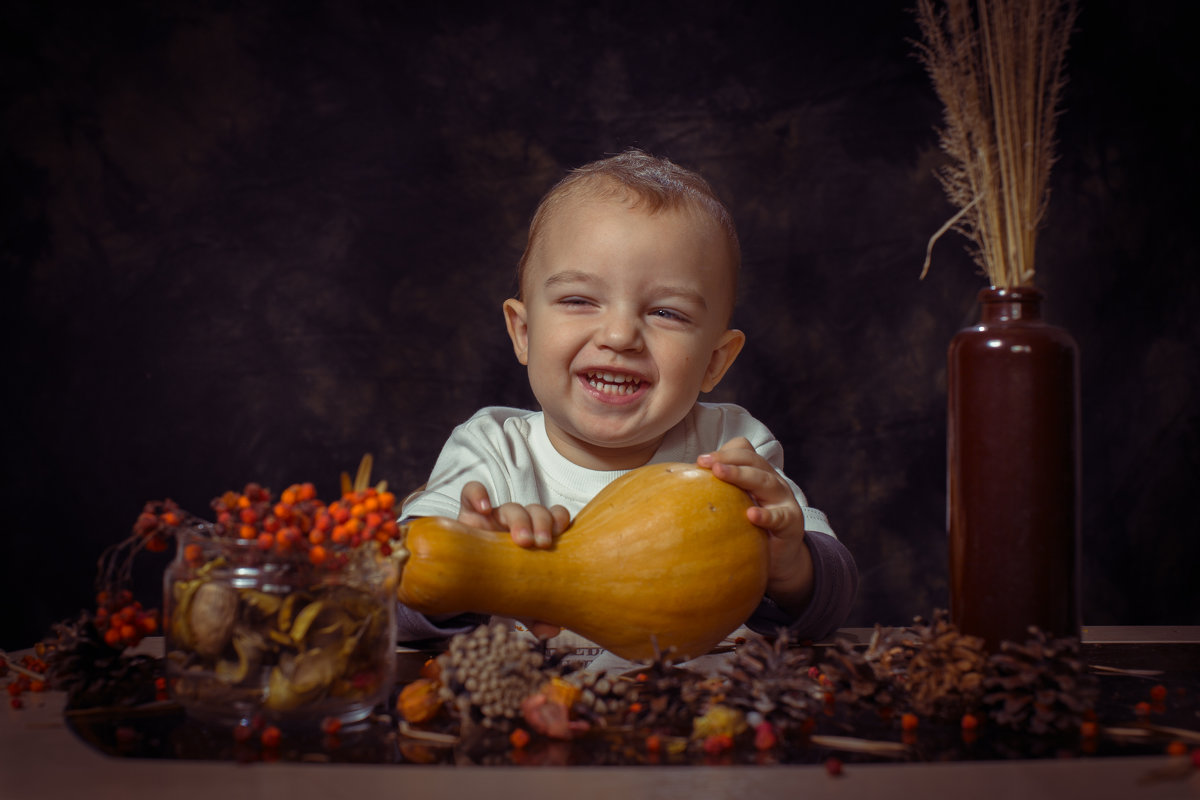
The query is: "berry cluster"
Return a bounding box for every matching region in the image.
[209,482,399,565]
[94,589,158,649]
[131,500,185,553]
[2,652,48,709]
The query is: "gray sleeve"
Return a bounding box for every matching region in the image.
[395,603,487,643]
[745,529,859,641]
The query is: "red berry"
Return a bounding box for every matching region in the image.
[260,725,282,748]
[825,756,843,776]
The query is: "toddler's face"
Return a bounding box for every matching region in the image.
[504,196,744,469]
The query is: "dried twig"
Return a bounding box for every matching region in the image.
[914,0,1078,288]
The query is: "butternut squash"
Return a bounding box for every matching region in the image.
[396,462,769,660]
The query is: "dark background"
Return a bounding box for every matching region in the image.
[3,0,1197,649]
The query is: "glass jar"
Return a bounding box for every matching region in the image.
[163,527,398,725]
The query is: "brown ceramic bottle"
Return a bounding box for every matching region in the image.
[947,287,1081,652]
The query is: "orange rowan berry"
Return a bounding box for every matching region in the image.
[298,483,317,502]
[1166,740,1188,757]
[184,543,204,566]
[239,524,257,540]
[104,627,122,647]
[236,495,251,509]
[901,713,919,731]
[331,525,350,545]
[350,503,366,519]
[280,486,299,506]
[377,491,396,510]
[260,725,282,748]
[309,529,326,545]
[363,496,380,513]
[509,728,530,749]
[274,503,293,522]
[161,511,181,526]
[256,533,274,551]
[1149,684,1168,703]
[309,545,328,566]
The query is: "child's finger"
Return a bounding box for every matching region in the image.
[496,503,535,547]
[460,481,493,514]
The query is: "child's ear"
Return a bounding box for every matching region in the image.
[700,328,746,392]
[503,298,530,365]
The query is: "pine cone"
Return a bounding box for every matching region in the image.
[822,634,897,710]
[566,669,632,724]
[41,613,161,709]
[983,627,1097,734]
[622,650,709,736]
[902,610,988,718]
[435,622,553,730]
[723,630,822,735]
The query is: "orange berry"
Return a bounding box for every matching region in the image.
[239,508,258,524]
[184,543,204,566]
[309,545,328,566]
[274,503,293,521]
[1166,740,1188,757]
[236,495,251,509]
[257,532,275,551]
[104,627,122,647]
[309,529,326,545]
[1149,684,1168,702]
[377,491,396,510]
[331,525,350,544]
[139,615,158,634]
[331,505,351,524]
[363,496,380,513]
[960,713,979,730]
[239,524,257,540]
[509,728,530,749]
[161,511,181,526]
[350,503,366,519]
[901,713,919,731]
[260,725,282,748]
[297,483,317,502]
[314,512,333,532]
[1080,720,1098,738]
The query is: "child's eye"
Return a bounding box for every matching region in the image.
[557,296,593,308]
[651,308,688,323]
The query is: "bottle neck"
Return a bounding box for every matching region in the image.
[978,286,1043,323]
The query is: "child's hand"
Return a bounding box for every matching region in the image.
[697,438,815,616]
[458,481,570,549]
[458,482,566,640]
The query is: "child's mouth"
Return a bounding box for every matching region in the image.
[585,371,643,396]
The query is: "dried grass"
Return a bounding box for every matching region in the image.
[914,0,1078,288]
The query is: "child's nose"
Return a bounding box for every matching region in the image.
[597,311,643,351]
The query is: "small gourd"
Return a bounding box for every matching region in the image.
[396,462,769,660]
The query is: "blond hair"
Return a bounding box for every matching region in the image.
[515,150,741,301]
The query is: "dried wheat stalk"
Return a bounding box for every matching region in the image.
[915,0,1077,288]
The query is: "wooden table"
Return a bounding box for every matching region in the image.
[4,627,1199,800]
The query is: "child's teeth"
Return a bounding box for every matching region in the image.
[589,372,640,394]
